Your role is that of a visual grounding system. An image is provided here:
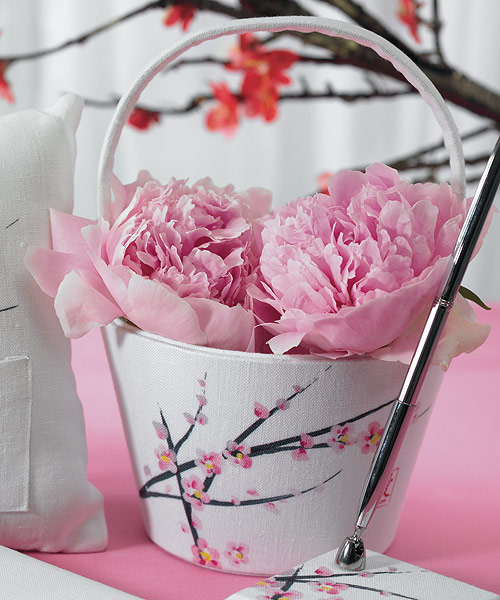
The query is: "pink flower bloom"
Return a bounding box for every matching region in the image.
[25,175,271,352]
[206,82,240,137]
[198,379,206,387]
[225,541,249,566]
[264,502,278,514]
[153,421,169,440]
[184,413,195,425]
[291,433,314,461]
[254,401,270,419]
[224,441,253,468]
[191,538,220,568]
[327,425,354,453]
[127,108,160,131]
[231,496,241,506]
[155,446,177,473]
[276,398,290,410]
[310,581,349,595]
[357,421,384,454]
[315,567,334,576]
[195,450,223,476]
[397,0,422,43]
[246,489,259,496]
[163,4,196,31]
[182,475,210,510]
[196,394,207,406]
[251,164,490,365]
[196,412,209,425]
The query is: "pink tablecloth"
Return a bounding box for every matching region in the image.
[28,306,500,599]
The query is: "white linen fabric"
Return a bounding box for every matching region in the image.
[104,319,443,576]
[0,94,107,551]
[226,548,500,600]
[0,545,141,599]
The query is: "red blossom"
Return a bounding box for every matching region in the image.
[397,0,422,43]
[128,107,161,130]
[227,34,298,85]
[242,71,279,122]
[205,82,240,136]
[0,60,14,104]
[228,34,298,124]
[163,4,196,31]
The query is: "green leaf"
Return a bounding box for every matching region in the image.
[459,286,492,310]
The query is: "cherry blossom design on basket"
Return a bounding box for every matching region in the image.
[139,367,433,571]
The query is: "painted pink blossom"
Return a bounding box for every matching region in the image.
[224,441,253,468]
[231,496,241,505]
[251,164,490,366]
[291,433,314,461]
[276,398,290,410]
[196,394,207,406]
[184,412,195,425]
[153,421,169,440]
[310,581,349,595]
[196,412,209,425]
[315,567,334,576]
[195,450,223,476]
[155,446,177,473]
[254,401,270,419]
[357,421,384,454]
[225,541,250,566]
[327,425,354,453]
[26,175,272,351]
[191,538,220,568]
[182,475,210,510]
[264,502,279,514]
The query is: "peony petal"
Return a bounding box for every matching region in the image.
[126,275,207,345]
[185,297,255,351]
[267,331,306,354]
[54,270,122,338]
[49,209,95,254]
[24,247,92,298]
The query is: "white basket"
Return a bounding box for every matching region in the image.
[104,319,443,575]
[97,16,465,576]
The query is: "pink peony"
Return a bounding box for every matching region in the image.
[251,164,490,367]
[25,173,271,351]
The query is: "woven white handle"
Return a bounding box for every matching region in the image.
[97,16,466,215]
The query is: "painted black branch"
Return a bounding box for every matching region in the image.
[5,218,19,229]
[202,365,332,495]
[0,305,18,313]
[234,365,332,445]
[274,570,414,582]
[141,385,392,497]
[249,397,395,456]
[141,469,342,505]
[159,409,199,546]
[280,564,304,594]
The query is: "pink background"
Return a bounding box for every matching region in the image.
[27,306,500,599]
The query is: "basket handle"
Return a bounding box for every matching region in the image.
[97,16,466,216]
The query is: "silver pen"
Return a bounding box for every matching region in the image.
[336,137,500,571]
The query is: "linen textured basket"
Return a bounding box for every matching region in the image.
[100,17,466,576]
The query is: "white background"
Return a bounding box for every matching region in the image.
[1,0,499,300]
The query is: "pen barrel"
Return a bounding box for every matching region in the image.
[356,301,450,531]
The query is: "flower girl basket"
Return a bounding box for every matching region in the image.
[100,17,466,576]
